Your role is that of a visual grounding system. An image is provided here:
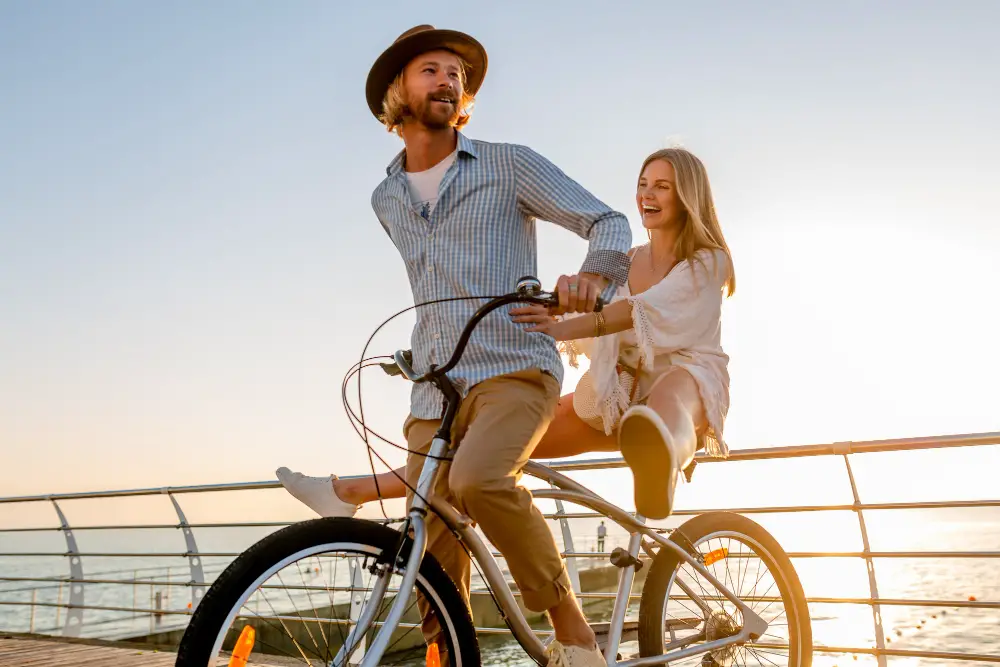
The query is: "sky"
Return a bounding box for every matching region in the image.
[1,1,998,507]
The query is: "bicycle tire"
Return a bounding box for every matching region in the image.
[175,517,480,666]
[637,512,812,666]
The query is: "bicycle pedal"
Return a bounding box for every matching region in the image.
[609,547,643,570]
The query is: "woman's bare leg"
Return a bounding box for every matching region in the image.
[332,392,617,506]
[643,369,706,453]
[334,470,407,505]
[620,368,707,519]
[532,392,618,458]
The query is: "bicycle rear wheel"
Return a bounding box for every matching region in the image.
[176,517,479,666]
[638,512,812,667]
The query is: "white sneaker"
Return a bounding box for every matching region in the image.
[275,468,360,518]
[618,405,695,520]
[544,640,607,667]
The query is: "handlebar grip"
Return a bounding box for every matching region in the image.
[515,275,604,311]
[380,362,403,377]
[383,349,419,381]
[549,293,605,312]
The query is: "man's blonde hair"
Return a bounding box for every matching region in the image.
[379,54,476,136]
[640,148,736,297]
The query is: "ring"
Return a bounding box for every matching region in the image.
[569,283,578,293]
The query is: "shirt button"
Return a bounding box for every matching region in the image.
[427,265,435,273]
[434,333,441,340]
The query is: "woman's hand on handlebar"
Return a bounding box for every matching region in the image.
[511,302,613,342]
[510,303,560,337]
[551,272,607,315]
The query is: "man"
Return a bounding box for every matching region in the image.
[369,25,631,665]
[597,520,607,553]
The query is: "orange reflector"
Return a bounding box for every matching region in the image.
[228,625,256,667]
[426,642,441,667]
[703,547,729,566]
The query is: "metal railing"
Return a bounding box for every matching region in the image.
[1,430,998,664]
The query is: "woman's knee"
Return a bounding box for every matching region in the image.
[647,370,706,429]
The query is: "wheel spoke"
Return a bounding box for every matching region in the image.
[748,645,790,661]
[722,538,736,607]
[749,579,780,619]
[233,601,311,659]
[318,555,338,664]
[299,558,331,662]
[254,585,318,664]
[746,645,782,667]
[647,522,805,667]
[276,569,324,658]
[382,596,426,656]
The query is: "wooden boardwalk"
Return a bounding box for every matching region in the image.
[0,636,178,666]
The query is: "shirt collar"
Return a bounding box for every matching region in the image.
[386,131,479,176]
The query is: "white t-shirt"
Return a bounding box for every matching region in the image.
[405,150,458,220]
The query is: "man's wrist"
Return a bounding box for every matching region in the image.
[580,249,630,287]
[579,271,609,288]
[579,271,617,304]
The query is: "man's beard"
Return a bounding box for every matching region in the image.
[406,91,461,129]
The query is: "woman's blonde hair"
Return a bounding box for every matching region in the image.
[640,148,735,296]
[380,55,476,136]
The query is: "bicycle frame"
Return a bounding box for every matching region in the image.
[354,448,768,667]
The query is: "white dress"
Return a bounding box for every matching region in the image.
[563,247,731,458]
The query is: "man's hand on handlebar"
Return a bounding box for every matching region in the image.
[381,277,607,383]
[551,272,607,316]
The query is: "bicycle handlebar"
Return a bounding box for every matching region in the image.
[380,276,605,383]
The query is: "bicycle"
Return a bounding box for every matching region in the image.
[175,277,812,667]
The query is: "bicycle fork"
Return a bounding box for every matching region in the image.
[333,436,448,667]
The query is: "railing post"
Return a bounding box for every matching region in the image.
[29,588,36,633]
[552,487,582,595]
[348,558,369,662]
[50,499,84,636]
[149,582,154,633]
[841,452,888,667]
[166,491,206,612]
[55,580,63,626]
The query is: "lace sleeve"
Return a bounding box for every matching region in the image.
[626,298,657,369]
[558,340,583,368]
[555,311,597,367]
[557,335,597,367]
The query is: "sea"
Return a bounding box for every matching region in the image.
[1,509,997,666]
[2,450,998,666]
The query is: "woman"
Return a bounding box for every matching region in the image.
[278,148,734,521]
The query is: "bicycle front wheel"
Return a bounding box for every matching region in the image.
[638,512,812,667]
[176,517,480,666]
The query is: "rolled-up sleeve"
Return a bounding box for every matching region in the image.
[514,145,632,296]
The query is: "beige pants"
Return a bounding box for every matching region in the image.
[404,368,572,648]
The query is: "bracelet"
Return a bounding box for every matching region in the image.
[593,311,607,337]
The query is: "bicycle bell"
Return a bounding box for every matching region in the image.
[515,276,542,296]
